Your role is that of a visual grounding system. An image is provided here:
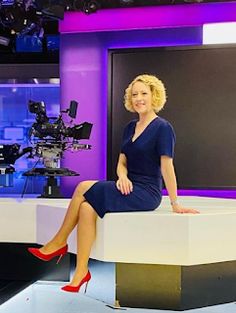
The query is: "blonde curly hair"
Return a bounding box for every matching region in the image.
[124,74,167,113]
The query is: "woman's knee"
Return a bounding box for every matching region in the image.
[79,201,97,221]
[75,180,97,195]
[76,181,88,194]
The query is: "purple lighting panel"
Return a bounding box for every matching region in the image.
[60,3,236,34]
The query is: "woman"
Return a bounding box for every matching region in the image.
[28,74,199,293]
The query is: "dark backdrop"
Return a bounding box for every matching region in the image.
[108,45,236,189]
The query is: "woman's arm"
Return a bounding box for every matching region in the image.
[116,153,128,178]
[116,153,133,195]
[161,156,199,214]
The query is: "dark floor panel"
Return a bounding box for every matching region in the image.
[0,280,32,305]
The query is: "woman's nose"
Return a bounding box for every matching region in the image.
[137,93,142,100]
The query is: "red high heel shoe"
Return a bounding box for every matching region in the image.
[28,244,68,264]
[61,271,91,293]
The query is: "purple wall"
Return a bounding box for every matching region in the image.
[59,3,236,196]
[60,28,202,196]
[60,33,106,195]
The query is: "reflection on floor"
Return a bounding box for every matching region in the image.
[0,280,236,313]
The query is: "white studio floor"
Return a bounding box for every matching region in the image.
[1,195,236,312]
[1,279,236,313]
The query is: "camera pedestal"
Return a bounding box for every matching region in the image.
[23,167,79,198]
[39,176,63,198]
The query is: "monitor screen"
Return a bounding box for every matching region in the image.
[4,127,24,140]
[108,44,236,189]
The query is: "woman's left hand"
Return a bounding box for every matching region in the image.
[172,203,200,214]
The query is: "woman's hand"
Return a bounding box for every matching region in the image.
[172,203,200,214]
[116,175,133,195]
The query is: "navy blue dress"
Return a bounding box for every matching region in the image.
[84,117,176,218]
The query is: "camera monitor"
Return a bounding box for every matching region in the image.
[68,100,78,119]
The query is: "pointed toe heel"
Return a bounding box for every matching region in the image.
[28,245,68,263]
[61,271,91,293]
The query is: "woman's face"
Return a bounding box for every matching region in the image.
[131,81,153,115]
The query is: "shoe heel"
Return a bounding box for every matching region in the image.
[84,281,89,294]
[61,271,91,293]
[56,254,64,264]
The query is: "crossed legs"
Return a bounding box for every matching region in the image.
[39,180,98,285]
[70,201,97,286]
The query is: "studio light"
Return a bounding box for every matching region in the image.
[0,2,40,34]
[184,0,204,2]
[82,0,100,14]
[119,0,135,6]
[40,4,66,19]
[35,0,67,19]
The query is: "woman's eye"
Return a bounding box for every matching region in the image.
[132,94,137,97]
[142,92,147,95]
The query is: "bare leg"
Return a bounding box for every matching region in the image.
[40,180,97,254]
[68,201,97,286]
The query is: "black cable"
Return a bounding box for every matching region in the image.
[21,158,40,198]
[21,174,29,199]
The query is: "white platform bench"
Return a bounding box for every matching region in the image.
[1,196,236,310]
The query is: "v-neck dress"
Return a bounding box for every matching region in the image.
[84,117,176,218]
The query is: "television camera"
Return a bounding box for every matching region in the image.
[23,99,93,197]
[0,99,93,198]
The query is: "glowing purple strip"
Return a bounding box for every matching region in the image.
[162,189,236,199]
[59,3,236,33]
[0,84,59,87]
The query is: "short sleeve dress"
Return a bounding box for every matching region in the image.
[83,116,176,218]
